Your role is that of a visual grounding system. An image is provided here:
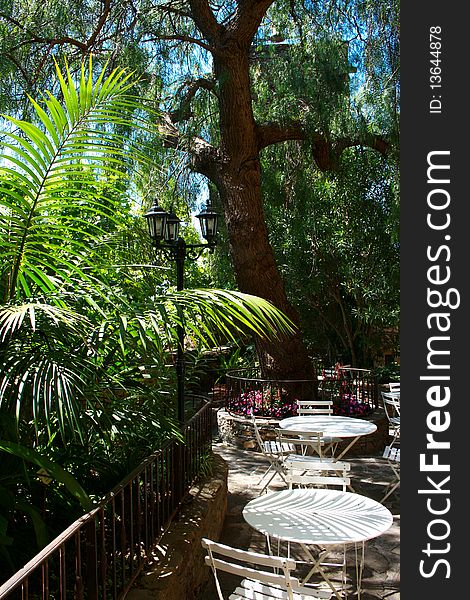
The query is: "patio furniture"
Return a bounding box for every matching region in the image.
[388,382,400,393]
[297,399,334,416]
[201,537,332,599]
[279,415,377,462]
[295,401,340,454]
[242,488,393,600]
[275,428,352,492]
[284,458,351,492]
[252,413,294,493]
[381,392,400,447]
[380,445,400,503]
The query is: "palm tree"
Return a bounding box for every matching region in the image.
[0,58,295,443]
[0,58,296,572]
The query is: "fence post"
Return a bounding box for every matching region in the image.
[85,519,98,600]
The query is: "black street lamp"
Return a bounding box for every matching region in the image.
[144,202,219,425]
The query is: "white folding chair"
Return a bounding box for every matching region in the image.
[380,445,400,503]
[269,435,351,598]
[296,400,341,456]
[275,429,353,492]
[251,414,295,493]
[284,460,351,492]
[381,392,400,447]
[296,400,334,416]
[275,427,325,458]
[201,538,333,599]
[388,382,400,393]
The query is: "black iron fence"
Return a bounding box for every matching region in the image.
[225,366,378,418]
[0,400,213,600]
[319,366,379,416]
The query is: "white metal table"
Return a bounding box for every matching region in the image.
[279,415,377,461]
[243,488,393,599]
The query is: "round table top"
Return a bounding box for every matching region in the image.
[243,488,393,546]
[279,415,377,438]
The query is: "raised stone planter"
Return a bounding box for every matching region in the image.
[217,408,389,456]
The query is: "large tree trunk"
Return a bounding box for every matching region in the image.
[164,3,388,381]
[208,48,315,380]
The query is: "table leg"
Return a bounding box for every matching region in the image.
[333,436,361,462]
[354,542,365,600]
[299,544,346,600]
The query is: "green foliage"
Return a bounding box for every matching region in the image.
[262,0,399,141]
[1,2,400,375]
[372,362,400,384]
[254,141,399,366]
[0,440,93,511]
[0,56,296,576]
[0,57,153,303]
[252,38,352,134]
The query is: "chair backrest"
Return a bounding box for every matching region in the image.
[381,446,400,502]
[283,457,351,491]
[201,538,301,600]
[251,414,286,465]
[381,392,400,421]
[251,412,266,453]
[383,445,400,463]
[388,382,400,392]
[296,399,334,415]
[276,428,323,458]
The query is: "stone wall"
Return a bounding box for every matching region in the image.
[127,453,228,600]
[217,408,389,456]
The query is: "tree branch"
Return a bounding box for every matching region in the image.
[3,52,32,88]
[1,0,111,53]
[146,33,219,55]
[158,113,223,181]
[257,122,306,150]
[152,3,193,20]
[86,0,112,49]
[169,77,218,123]
[187,0,222,44]
[334,135,390,157]
[313,133,391,171]
[229,0,276,47]
[257,122,391,171]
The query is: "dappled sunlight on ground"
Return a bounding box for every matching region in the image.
[197,433,399,600]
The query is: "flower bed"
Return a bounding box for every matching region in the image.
[227,388,373,419]
[227,389,298,419]
[225,365,377,420]
[322,365,374,417]
[334,393,373,417]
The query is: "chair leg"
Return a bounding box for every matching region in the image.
[256,463,273,486]
[390,429,400,448]
[381,463,400,503]
[381,480,400,503]
[301,547,345,600]
[354,542,365,600]
[258,469,278,494]
[258,459,287,491]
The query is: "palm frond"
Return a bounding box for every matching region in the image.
[0,441,93,511]
[0,57,157,303]
[0,302,89,341]
[108,288,296,353]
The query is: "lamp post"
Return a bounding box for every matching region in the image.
[144,202,219,425]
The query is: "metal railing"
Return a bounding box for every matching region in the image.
[320,366,379,415]
[0,400,213,600]
[224,366,378,418]
[225,368,317,418]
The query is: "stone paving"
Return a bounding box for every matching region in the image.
[198,435,400,599]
